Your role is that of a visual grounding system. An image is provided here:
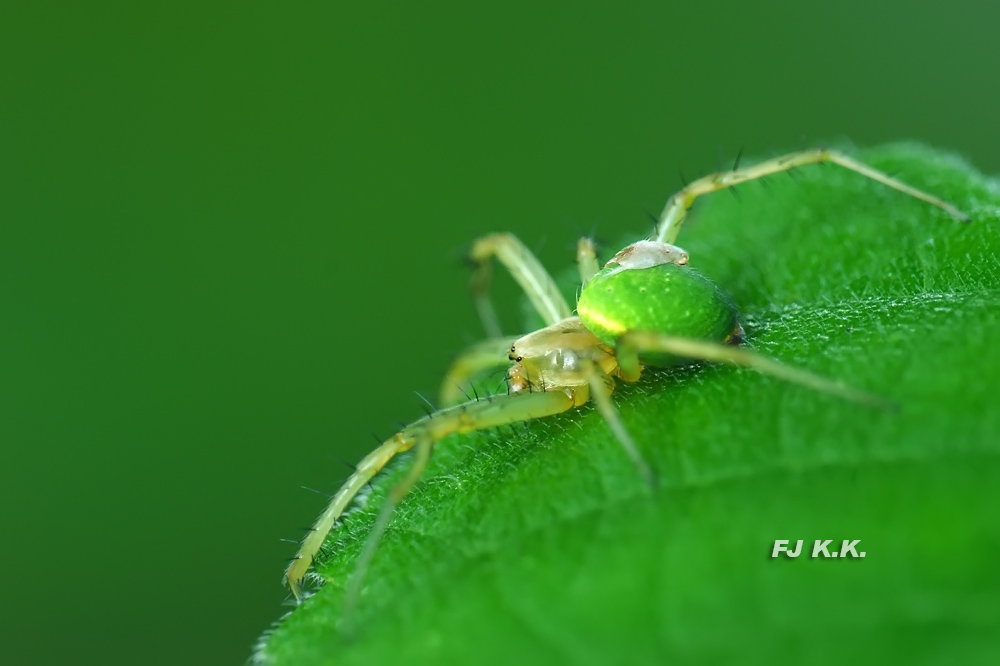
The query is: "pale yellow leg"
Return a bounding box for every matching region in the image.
[285,389,577,602]
[655,148,970,245]
[469,233,572,335]
[438,336,519,406]
[447,235,602,406]
[580,360,654,488]
[342,431,434,637]
[615,331,893,409]
[576,237,600,288]
[284,436,409,602]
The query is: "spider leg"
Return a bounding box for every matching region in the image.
[469,233,572,335]
[446,235,604,406]
[576,237,600,288]
[438,336,518,406]
[579,360,655,488]
[285,389,577,603]
[615,331,893,409]
[655,148,969,245]
[342,429,434,637]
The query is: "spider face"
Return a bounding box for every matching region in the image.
[506,317,617,394]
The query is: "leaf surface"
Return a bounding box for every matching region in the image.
[255,144,1000,666]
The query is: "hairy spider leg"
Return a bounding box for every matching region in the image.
[655,148,970,246]
[341,429,433,638]
[285,389,578,603]
[439,336,518,406]
[469,233,572,337]
[576,237,600,287]
[613,330,894,409]
[443,233,604,405]
[578,358,654,488]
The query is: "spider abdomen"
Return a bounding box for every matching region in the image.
[577,259,738,366]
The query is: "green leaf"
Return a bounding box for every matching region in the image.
[254,143,1000,666]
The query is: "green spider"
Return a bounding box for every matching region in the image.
[285,147,967,612]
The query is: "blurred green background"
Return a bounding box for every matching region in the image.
[1,2,998,664]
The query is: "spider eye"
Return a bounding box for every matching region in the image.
[516,356,522,362]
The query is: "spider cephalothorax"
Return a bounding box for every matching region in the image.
[506,317,616,395]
